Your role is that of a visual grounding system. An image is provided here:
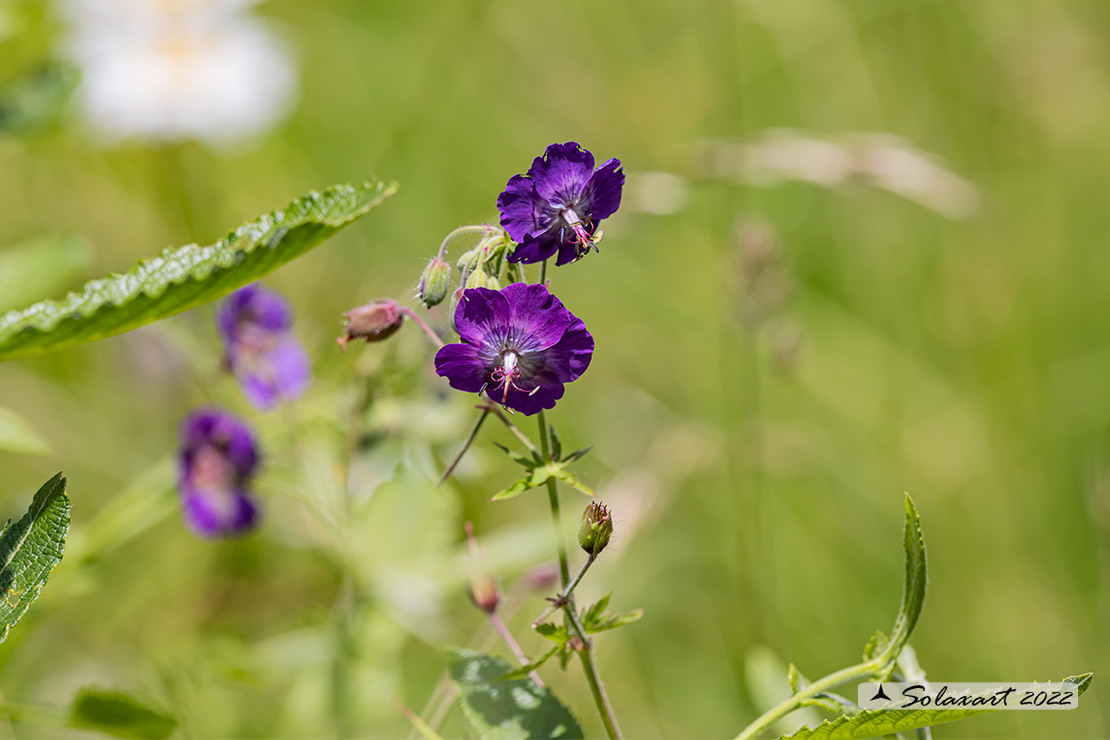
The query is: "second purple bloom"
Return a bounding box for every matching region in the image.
[217,283,311,410]
[434,283,594,415]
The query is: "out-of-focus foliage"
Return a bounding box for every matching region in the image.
[1,0,1108,738]
[69,687,177,740]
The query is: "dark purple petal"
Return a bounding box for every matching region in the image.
[181,483,259,537]
[529,142,595,204]
[586,158,624,220]
[536,319,594,383]
[217,284,292,346]
[179,409,258,477]
[502,282,571,352]
[506,233,561,265]
[497,174,542,244]
[434,343,487,392]
[453,287,510,347]
[554,239,587,267]
[178,408,260,537]
[234,337,311,410]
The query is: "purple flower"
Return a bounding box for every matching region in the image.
[434,283,593,415]
[498,142,624,267]
[178,409,260,537]
[217,283,311,410]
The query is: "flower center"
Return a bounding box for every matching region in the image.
[560,208,603,261]
[487,351,537,409]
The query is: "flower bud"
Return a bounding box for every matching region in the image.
[456,247,481,274]
[337,298,403,350]
[577,501,613,557]
[465,267,493,290]
[447,287,466,332]
[418,257,452,308]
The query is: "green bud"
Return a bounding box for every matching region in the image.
[456,247,481,274]
[447,287,466,333]
[465,267,492,290]
[577,501,613,557]
[418,257,452,308]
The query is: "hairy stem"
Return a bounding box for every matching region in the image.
[536,410,622,740]
[400,307,444,348]
[491,406,542,456]
[734,659,884,740]
[436,224,495,261]
[532,555,596,627]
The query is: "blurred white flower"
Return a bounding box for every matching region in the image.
[58,0,296,146]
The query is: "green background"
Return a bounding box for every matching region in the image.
[0,1,1107,737]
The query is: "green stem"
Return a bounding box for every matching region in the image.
[536,411,622,740]
[436,224,495,261]
[734,659,884,740]
[491,406,542,456]
[532,555,595,627]
[537,410,570,587]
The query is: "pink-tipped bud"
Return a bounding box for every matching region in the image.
[337,299,403,350]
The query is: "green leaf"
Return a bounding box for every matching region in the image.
[876,495,927,672]
[448,648,583,740]
[0,473,70,641]
[0,63,78,135]
[583,593,612,628]
[490,475,535,502]
[787,663,805,694]
[551,469,595,497]
[0,406,52,456]
[491,441,540,470]
[495,646,560,681]
[0,234,92,313]
[780,674,1093,740]
[585,608,644,634]
[0,179,396,362]
[70,687,176,740]
[549,425,562,461]
[561,446,593,464]
[535,622,570,646]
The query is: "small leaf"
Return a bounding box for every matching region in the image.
[0,180,396,362]
[448,648,583,740]
[561,446,593,464]
[490,476,535,502]
[876,495,927,671]
[585,608,644,634]
[70,687,177,740]
[0,406,52,456]
[583,593,612,629]
[780,674,1094,740]
[495,646,560,681]
[535,622,569,646]
[549,425,562,461]
[0,473,69,641]
[492,441,540,470]
[787,663,805,694]
[552,469,595,497]
[862,630,888,662]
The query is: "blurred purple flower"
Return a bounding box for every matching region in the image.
[498,142,624,266]
[178,408,259,537]
[434,283,593,415]
[217,283,310,410]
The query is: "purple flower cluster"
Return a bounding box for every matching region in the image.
[217,283,311,410]
[178,409,260,537]
[498,142,624,267]
[435,282,593,416]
